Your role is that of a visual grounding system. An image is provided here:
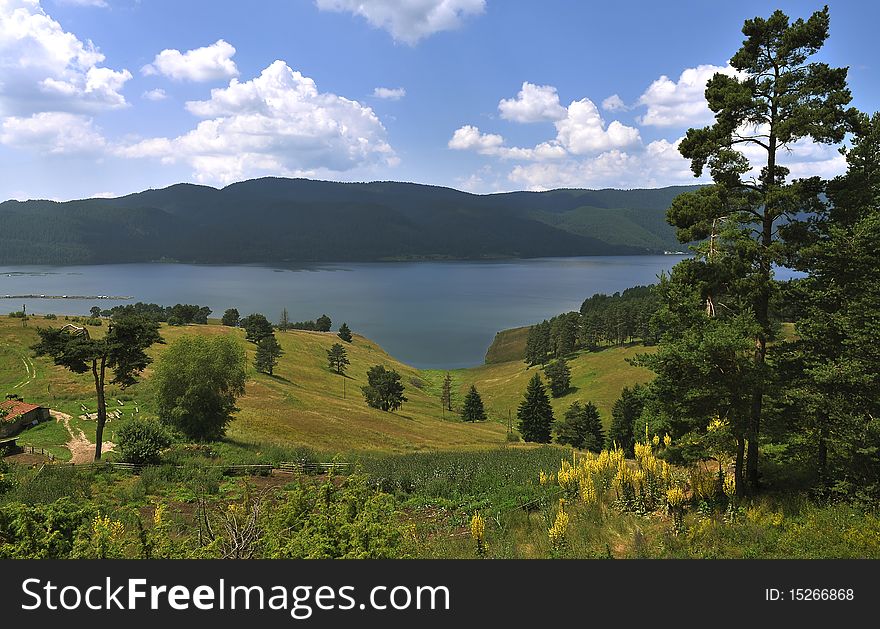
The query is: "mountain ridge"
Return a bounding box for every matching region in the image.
[0,178,698,265]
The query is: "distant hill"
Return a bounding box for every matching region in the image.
[0,178,698,264]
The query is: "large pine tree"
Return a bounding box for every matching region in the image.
[665,6,854,491]
[517,373,554,443]
[460,385,487,422]
[543,358,571,397]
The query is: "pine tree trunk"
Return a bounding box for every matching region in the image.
[92,356,107,462]
[735,434,746,497]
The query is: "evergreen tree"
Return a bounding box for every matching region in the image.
[337,322,353,343]
[327,343,350,375]
[517,373,554,443]
[440,372,453,412]
[362,365,407,412]
[609,383,646,455]
[543,358,571,397]
[221,308,240,327]
[460,385,487,422]
[316,314,332,332]
[254,334,283,376]
[666,6,854,491]
[279,308,290,331]
[525,321,552,366]
[782,112,880,498]
[556,401,604,452]
[240,313,274,343]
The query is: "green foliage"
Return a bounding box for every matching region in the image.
[517,373,554,443]
[262,475,408,558]
[221,308,240,327]
[117,418,172,465]
[31,312,161,460]
[556,401,604,451]
[362,365,407,412]
[609,383,646,455]
[240,313,274,343]
[254,333,284,376]
[337,322,353,343]
[326,342,350,375]
[0,498,96,558]
[315,314,332,332]
[543,358,571,397]
[666,5,855,491]
[440,372,453,412]
[460,385,487,422]
[154,334,247,441]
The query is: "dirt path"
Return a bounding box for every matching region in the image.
[51,409,115,464]
[6,344,35,389]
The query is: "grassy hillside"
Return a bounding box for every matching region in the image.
[1,315,653,459]
[455,345,654,430]
[484,326,530,364]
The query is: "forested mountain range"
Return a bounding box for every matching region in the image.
[0,178,698,264]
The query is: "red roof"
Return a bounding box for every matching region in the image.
[0,400,41,422]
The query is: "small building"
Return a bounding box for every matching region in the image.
[0,399,50,438]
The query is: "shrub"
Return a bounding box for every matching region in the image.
[44,313,57,320]
[117,419,172,465]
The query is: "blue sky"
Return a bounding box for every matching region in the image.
[0,0,877,200]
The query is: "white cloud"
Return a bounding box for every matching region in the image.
[373,86,406,100]
[555,99,641,154]
[498,82,566,123]
[118,60,396,185]
[448,124,503,153]
[636,63,740,127]
[315,0,485,45]
[601,94,627,112]
[0,111,106,154]
[508,139,701,191]
[0,0,131,115]
[142,88,167,101]
[142,39,238,82]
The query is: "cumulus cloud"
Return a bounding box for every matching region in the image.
[117,60,397,185]
[508,138,700,191]
[636,63,741,127]
[142,88,167,101]
[141,39,239,82]
[0,0,131,115]
[0,111,106,154]
[498,82,566,123]
[601,94,627,112]
[555,99,641,154]
[373,86,406,100]
[315,0,485,45]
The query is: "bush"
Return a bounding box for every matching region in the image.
[44,313,57,320]
[117,419,172,465]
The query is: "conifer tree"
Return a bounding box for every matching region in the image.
[254,334,283,376]
[440,372,453,412]
[327,343,350,375]
[543,358,571,397]
[517,373,554,443]
[460,385,487,422]
[337,322,353,343]
[664,6,854,491]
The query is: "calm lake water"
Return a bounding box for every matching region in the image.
[3,256,720,369]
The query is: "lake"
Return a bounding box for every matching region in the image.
[1,255,752,369]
